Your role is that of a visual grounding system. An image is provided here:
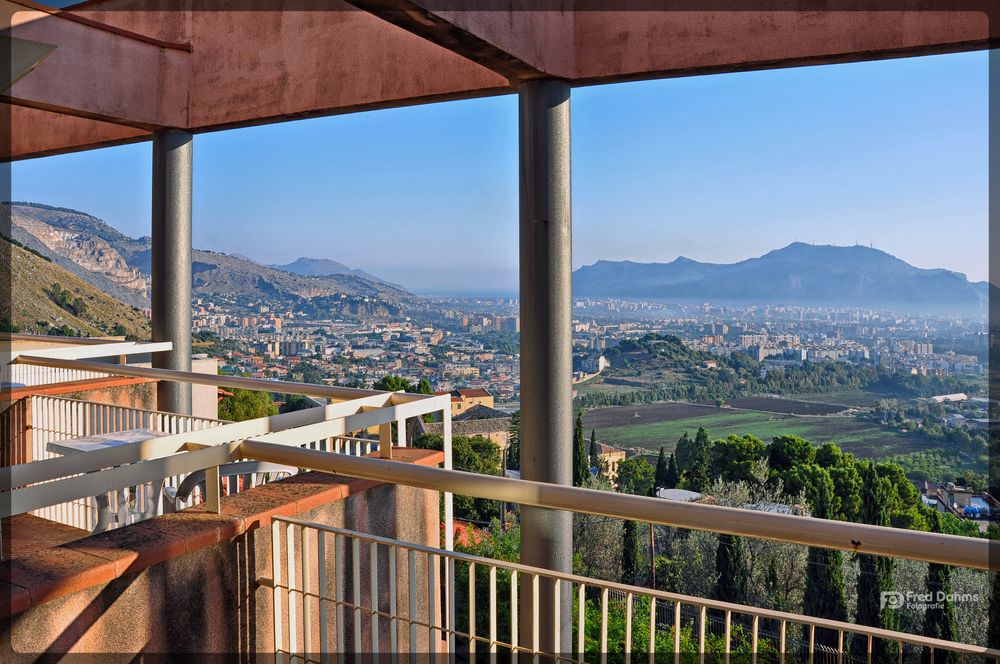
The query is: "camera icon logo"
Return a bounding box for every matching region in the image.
[881,592,905,610]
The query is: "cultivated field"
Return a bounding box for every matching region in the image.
[723,397,848,416]
[584,402,935,460]
[783,391,888,408]
[583,402,724,429]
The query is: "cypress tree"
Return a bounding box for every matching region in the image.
[573,410,589,486]
[685,436,711,492]
[590,429,600,475]
[654,446,669,489]
[803,472,848,651]
[674,431,695,471]
[712,533,749,605]
[851,462,898,664]
[922,511,958,664]
[621,520,643,585]
[664,452,680,490]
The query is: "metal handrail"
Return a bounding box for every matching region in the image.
[241,440,998,571]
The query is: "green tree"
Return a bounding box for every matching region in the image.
[767,435,815,471]
[922,511,958,664]
[674,431,696,471]
[415,378,433,394]
[590,430,601,475]
[621,519,643,585]
[664,452,680,490]
[684,436,711,493]
[802,472,848,650]
[851,461,898,664]
[573,409,589,486]
[278,394,315,414]
[218,388,278,422]
[712,533,749,605]
[654,446,669,489]
[506,410,520,471]
[414,433,502,522]
[373,374,412,392]
[710,434,765,482]
[616,456,655,496]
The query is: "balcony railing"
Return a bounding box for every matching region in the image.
[2,354,995,660]
[3,354,455,544]
[270,517,996,663]
[24,394,226,531]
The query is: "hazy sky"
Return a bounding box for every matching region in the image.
[11,50,988,293]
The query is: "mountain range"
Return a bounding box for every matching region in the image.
[573,243,989,315]
[7,202,988,316]
[5,202,411,306]
[270,256,401,288]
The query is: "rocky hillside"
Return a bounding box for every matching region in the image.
[6,202,412,304]
[8,203,149,307]
[1,236,150,338]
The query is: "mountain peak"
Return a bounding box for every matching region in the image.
[573,243,984,315]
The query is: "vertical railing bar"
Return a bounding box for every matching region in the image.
[532,574,540,657]
[552,578,561,660]
[448,556,456,655]
[672,600,680,664]
[752,614,760,664]
[699,605,706,664]
[370,541,379,658]
[318,531,328,664]
[489,565,498,657]
[577,583,585,663]
[838,630,844,664]
[725,609,732,662]
[409,550,418,664]
[780,620,787,664]
[352,537,362,664]
[389,545,399,663]
[272,519,284,664]
[427,552,437,657]
[809,624,816,664]
[287,522,299,661]
[335,534,345,664]
[510,569,519,657]
[301,526,314,659]
[600,587,609,664]
[625,592,633,663]
[469,562,477,658]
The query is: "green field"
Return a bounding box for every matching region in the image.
[590,409,935,460]
[783,391,889,408]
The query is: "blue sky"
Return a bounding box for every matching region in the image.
[12,50,989,294]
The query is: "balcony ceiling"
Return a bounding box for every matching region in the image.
[3,0,996,160]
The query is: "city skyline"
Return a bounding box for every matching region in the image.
[11,50,988,292]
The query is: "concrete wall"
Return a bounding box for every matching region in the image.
[1,472,442,657]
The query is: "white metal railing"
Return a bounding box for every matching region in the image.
[270,517,999,663]
[26,395,226,531]
[1,339,173,387]
[20,396,416,532]
[1,362,112,388]
[3,363,454,546]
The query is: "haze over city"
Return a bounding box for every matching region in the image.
[12,50,988,293]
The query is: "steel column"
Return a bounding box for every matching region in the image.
[151,129,193,415]
[517,78,573,655]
